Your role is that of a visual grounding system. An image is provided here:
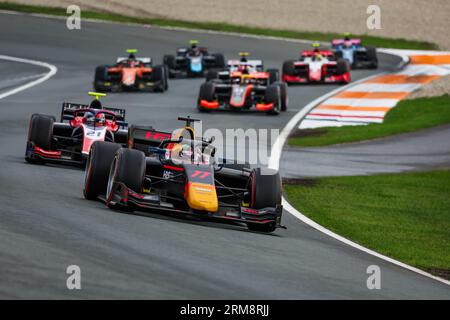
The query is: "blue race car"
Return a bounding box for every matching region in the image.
[331,33,378,69]
[163,40,225,78]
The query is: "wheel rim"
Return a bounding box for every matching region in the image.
[106,157,117,203]
[83,153,92,195]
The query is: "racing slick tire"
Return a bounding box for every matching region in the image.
[247,168,282,233]
[282,60,296,76]
[94,65,111,92]
[274,81,288,111]
[212,53,226,69]
[205,69,218,82]
[336,58,350,75]
[334,50,343,59]
[366,46,378,69]
[83,141,121,200]
[267,69,280,84]
[26,114,54,163]
[27,114,54,150]
[197,82,216,112]
[151,64,168,92]
[106,148,146,211]
[163,54,176,78]
[264,84,281,115]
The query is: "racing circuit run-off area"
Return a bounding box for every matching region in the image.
[0,0,449,313]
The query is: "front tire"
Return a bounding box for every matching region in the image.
[197,82,215,112]
[247,168,282,233]
[212,53,225,69]
[106,148,146,210]
[83,141,121,200]
[274,81,288,111]
[27,114,54,150]
[264,85,281,115]
[151,64,168,92]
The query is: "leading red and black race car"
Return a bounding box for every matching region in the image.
[282,43,351,85]
[94,49,168,92]
[25,92,128,167]
[84,117,284,233]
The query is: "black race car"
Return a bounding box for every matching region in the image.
[84,117,284,233]
[163,40,225,78]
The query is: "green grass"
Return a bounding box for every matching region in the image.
[0,1,438,50]
[284,170,450,275]
[289,94,450,147]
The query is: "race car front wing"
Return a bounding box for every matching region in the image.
[104,181,284,228]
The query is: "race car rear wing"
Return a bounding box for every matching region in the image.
[60,102,127,126]
[227,59,263,71]
[128,125,172,155]
[331,39,362,46]
[116,57,152,65]
[128,125,216,156]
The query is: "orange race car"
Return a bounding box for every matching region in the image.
[94,49,168,93]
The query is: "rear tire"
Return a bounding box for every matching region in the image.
[334,51,343,59]
[94,65,110,92]
[267,68,279,84]
[83,141,121,200]
[205,69,218,82]
[106,148,146,210]
[212,53,225,69]
[366,46,378,69]
[163,54,176,69]
[264,85,280,115]
[247,168,282,233]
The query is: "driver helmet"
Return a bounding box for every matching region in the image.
[313,53,323,61]
[344,32,351,41]
[95,112,106,125]
[238,64,249,74]
[312,42,321,53]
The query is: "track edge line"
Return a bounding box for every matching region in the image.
[0,55,58,100]
[269,53,450,287]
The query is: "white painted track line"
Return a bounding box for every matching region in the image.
[0,55,57,100]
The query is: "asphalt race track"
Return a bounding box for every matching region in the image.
[0,12,449,299]
[281,124,450,178]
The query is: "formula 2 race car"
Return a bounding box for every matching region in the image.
[331,33,378,69]
[163,40,226,78]
[198,53,287,114]
[205,52,279,83]
[83,117,284,233]
[25,92,128,167]
[282,43,351,85]
[94,49,168,92]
